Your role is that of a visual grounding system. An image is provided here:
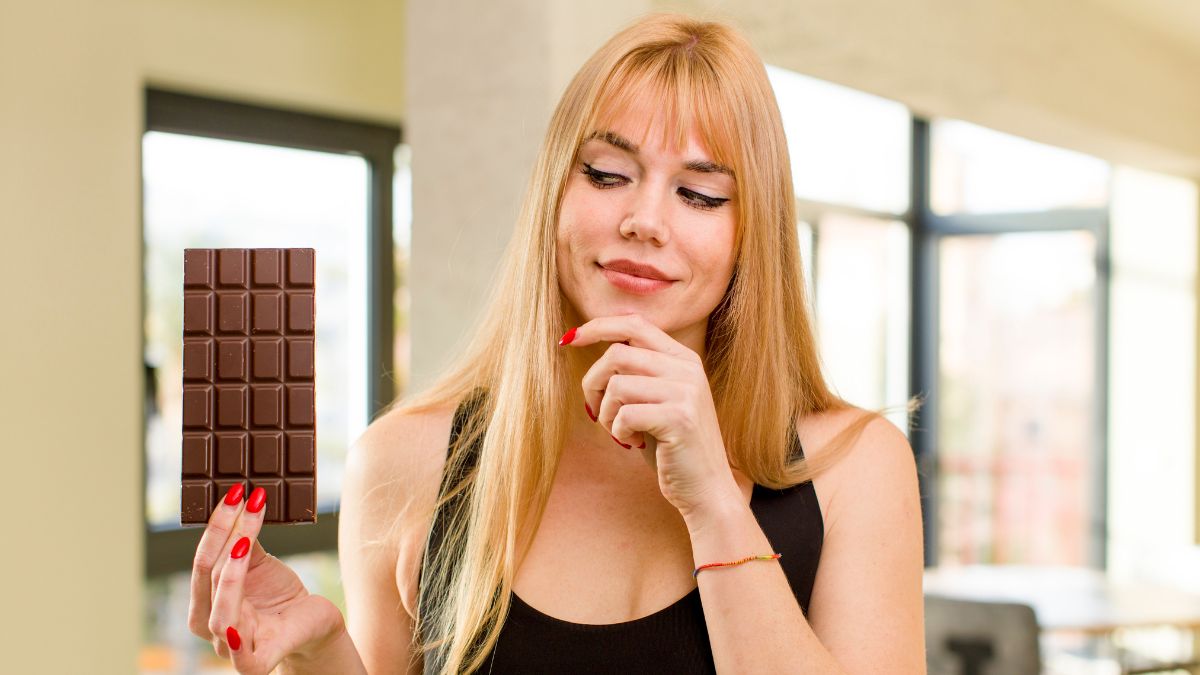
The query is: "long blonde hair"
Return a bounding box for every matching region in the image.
[387,11,898,673]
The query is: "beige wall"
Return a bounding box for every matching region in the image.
[2,0,1199,671]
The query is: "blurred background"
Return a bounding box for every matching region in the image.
[1,0,1198,673]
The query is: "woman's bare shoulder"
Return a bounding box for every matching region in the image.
[795,406,916,530]
[795,406,908,461]
[343,402,460,539]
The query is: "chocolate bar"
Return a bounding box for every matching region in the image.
[180,248,317,525]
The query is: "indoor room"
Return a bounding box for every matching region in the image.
[1,1,1198,673]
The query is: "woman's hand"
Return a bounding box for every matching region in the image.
[187,484,346,675]
[559,312,742,520]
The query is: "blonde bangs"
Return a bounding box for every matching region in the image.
[581,47,741,193]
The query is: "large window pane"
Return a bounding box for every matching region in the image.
[930,119,1110,215]
[1107,166,1198,588]
[143,131,371,528]
[937,230,1098,565]
[813,213,910,429]
[767,64,911,214]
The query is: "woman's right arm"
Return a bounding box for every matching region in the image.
[188,405,449,675]
[323,406,455,675]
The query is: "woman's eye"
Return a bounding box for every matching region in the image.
[579,163,729,211]
[580,163,624,188]
[679,188,728,211]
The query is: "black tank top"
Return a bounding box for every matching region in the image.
[418,392,824,674]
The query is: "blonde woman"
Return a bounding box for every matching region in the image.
[188,11,926,675]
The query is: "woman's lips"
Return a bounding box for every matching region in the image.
[599,263,674,295]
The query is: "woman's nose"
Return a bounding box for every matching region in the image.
[620,184,670,245]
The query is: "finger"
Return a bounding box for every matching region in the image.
[212,601,261,665]
[211,485,268,593]
[229,607,272,673]
[612,403,663,471]
[580,343,658,413]
[561,313,695,361]
[189,482,246,639]
[597,374,676,448]
[209,532,259,659]
[212,634,229,660]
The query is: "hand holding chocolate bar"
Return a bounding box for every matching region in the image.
[181,249,362,671]
[187,483,348,672]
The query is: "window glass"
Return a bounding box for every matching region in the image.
[813,213,911,429]
[1107,166,1198,588]
[937,230,1098,565]
[143,131,371,527]
[766,64,911,214]
[930,119,1110,215]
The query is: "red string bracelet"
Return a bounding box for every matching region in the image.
[693,552,782,578]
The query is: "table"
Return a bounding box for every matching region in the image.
[924,565,1200,673]
[924,565,1200,635]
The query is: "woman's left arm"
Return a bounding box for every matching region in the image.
[685,413,926,674]
[562,314,925,673]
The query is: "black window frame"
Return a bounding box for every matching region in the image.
[793,116,1110,570]
[141,87,402,577]
[908,117,1111,569]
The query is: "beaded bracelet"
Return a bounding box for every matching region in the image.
[693,552,782,578]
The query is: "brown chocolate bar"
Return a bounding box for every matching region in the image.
[180,248,317,525]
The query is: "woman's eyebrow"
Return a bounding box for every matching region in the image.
[584,130,735,178]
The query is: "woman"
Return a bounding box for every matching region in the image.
[188,11,926,674]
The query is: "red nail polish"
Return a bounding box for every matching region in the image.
[245,486,266,514]
[231,536,251,559]
[585,402,596,422]
[610,434,631,449]
[226,625,241,651]
[223,483,245,506]
[558,327,577,346]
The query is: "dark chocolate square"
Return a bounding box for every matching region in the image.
[251,338,283,380]
[217,339,247,381]
[216,432,247,476]
[252,249,283,287]
[182,433,212,477]
[252,291,283,334]
[251,432,283,475]
[217,292,248,334]
[182,339,213,381]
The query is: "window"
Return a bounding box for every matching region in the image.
[140,88,403,670]
[769,66,1118,568]
[143,131,371,526]
[768,64,912,432]
[923,119,1110,567]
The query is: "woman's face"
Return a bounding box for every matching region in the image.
[555,107,738,353]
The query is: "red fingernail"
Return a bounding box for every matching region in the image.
[610,434,631,449]
[231,536,251,559]
[223,483,245,506]
[558,327,577,346]
[226,625,241,651]
[245,487,266,514]
[585,402,596,422]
